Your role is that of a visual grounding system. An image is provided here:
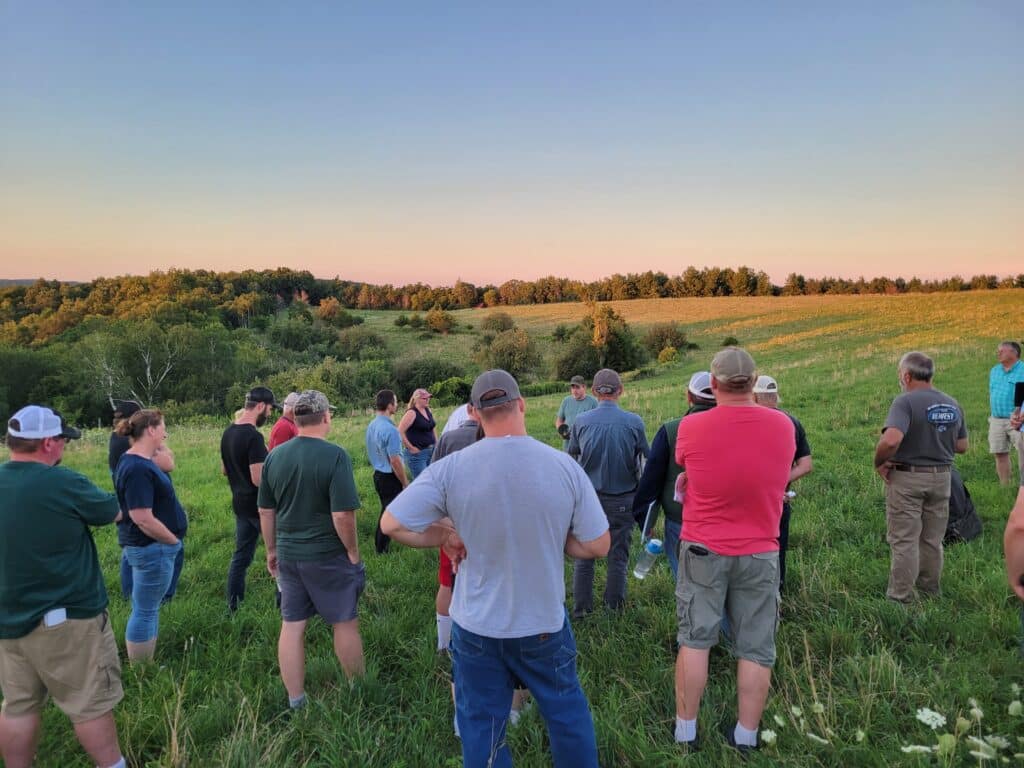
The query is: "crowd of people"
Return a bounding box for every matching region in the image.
[2,340,1024,767]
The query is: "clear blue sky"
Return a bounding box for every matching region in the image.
[1,1,1021,285]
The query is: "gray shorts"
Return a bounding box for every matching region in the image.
[278,554,365,624]
[676,541,780,667]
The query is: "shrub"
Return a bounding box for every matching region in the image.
[658,346,678,364]
[477,328,541,379]
[408,313,424,329]
[425,306,456,334]
[722,336,739,347]
[551,323,572,343]
[430,376,472,406]
[393,314,410,327]
[553,305,647,380]
[519,381,566,397]
[335,327,388,361]
[391,357,465,401]
[643,322,688,356]
[480,311,515,333]
[316,297,363,328]
[267,317,336,352]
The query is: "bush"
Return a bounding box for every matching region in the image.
[553,306,647,380]
[407,313,424,329]
[265,358,391,412]
[335,327,388,361]
[643,322,688,356]
[476,328,541,379]
[519,381,566,397]
[315,297,363,328]
[430,376,472,406]
[480,311,515,333]
[722,336,739,347]
[267,317,336,352]
[658,346,678,364]
[393,314,410,327]
[426,306,456,334]
[391,357,465,402]
[551,323,572,343]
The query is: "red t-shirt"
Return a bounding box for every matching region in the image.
[268,416,299,451]
[675,405,795,555]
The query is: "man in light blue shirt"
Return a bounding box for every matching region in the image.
[989,341,1024,485]
[568,368,650,617]
[365,390,407,553]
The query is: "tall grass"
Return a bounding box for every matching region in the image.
[5,292,1023,766]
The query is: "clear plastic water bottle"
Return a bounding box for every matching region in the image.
[633,538,664,579]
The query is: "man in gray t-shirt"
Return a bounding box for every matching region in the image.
[382,369,609,768]
[875,352,968,603]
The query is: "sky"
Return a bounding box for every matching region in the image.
[1,2,1021,287]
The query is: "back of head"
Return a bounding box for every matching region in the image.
[375,389,396,412]
[7,404,82,454]
[899,351,934,382]
[592,368,622,398]
[293,390,334,428]
[711,347,757,394]
[687,371,716,405]
[471,370,522,422]
[114,409,164,441]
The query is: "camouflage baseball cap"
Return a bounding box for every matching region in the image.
[292,390,335,416]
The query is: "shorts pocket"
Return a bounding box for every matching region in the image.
[684,547,719,588]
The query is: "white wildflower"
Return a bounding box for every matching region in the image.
[790,705,803,717]
[855,729,866,743]
[1008,701,1023,717]
[806,732,830,745]
[811,702,825,715]
[985,735,1010,750]
[968,736,998,760]
[916,708,947,730]
[761,729,777,745]
[900,745,933,754]
[773,714,786,728]
[971,706,984,722]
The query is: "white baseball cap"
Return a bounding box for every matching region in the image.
[7,405,81,440]
[753,375,779,394]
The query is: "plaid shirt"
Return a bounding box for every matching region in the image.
[989,360,1024,417]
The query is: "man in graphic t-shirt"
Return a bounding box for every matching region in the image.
[875,351,968,604]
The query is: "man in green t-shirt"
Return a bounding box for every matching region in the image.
[555,375,598,450]
[258,390,364,710]
[0,405,126,768]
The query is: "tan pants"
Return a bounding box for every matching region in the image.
[885,470,951,603]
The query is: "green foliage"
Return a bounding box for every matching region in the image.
[267,317,336,352]
[393,314,410,327]
[551,323,572,343]
[475,328,541,379]
[425,306,457,334]
[315,297,363,328]
[554,304,647,380]
[657,346,678,363]
[264,358,391,411]
[286,301,314,323]
[518,380,566,397]
[335,327,389,361]
[722,335,739,347]
[642,322,688,356]
[480,311,515,333]
[407,313,424,329]
[390,357,465,401]
[429,376,472,407]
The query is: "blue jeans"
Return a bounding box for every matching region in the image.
[121,544,183,604]
[227,515,261,610]
[451,617,598,768]
[665,518,681,582]
[124,541,182,643]
[404,444,434,480]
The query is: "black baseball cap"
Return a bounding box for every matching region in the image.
[246,386,278,409]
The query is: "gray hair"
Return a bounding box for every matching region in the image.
[898,351,934,382]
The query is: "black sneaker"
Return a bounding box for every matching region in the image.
[724,725,759,760]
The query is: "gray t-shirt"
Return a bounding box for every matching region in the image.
[885,388,967,466]
[387,435,608,638]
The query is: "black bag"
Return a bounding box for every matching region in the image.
[944,466,982,544]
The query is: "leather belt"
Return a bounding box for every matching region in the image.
[891,464,950,473]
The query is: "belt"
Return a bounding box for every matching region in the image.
[891,464,950,473]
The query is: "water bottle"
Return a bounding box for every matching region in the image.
[633,538,664,580]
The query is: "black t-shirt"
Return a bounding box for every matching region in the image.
[115,454,188,547]
[221,424,268,516]
[108,433,130,476]
[787,412,811,463]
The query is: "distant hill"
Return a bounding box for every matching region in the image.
[0,278,81,286]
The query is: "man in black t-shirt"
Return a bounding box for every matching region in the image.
[221,386,276,611]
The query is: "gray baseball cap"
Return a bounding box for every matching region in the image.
[592,368,622,395]
[470,370,521,410]
[711,347,756,386]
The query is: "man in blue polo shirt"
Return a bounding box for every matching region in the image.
[989,341,1024,485]
[568,368,650,617]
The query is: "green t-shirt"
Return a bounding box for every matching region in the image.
[557,394,598,448]
[0,461,120,639]
[258,436,361,562]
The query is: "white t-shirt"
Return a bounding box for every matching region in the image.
[441,404,471,435]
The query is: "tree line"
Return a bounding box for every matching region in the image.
[3,267,1023,347]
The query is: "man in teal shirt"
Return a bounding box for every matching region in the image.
[0,405,126,768]
[555,375,598,450]
[989,341,1024,485]
[259,390,364,710]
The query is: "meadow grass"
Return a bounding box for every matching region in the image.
[6,292,1024,766]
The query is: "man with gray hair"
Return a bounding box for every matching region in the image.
[268,391,300,451]
[988,341,1024,485]
[875,352,968,604]
[259,390,365,709]
[568,368,650,617]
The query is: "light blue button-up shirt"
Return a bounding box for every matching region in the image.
[989,360,1024,417]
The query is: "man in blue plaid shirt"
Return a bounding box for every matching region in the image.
[989,341,1024,485]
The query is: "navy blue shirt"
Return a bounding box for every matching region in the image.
[568,400,650,495]
[115,454,188,547]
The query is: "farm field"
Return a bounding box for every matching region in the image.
[5,292,1024,767]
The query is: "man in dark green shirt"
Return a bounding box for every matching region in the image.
[0,405,126,768]
[258,390,364,710]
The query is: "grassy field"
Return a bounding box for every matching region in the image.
[6,292,1024,766]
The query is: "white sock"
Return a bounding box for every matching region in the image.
[101,758,126,768]
[289,693,307,709]
[734,722,758,747]
[437,613,453,650]
[675,717,697,743]
[509,708,521,726]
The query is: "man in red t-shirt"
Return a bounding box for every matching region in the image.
[671,347,794,755]
[268,392,300,451]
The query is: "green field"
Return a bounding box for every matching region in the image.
[6,292,1024,766]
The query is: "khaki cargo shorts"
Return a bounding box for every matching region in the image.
[676,541,781,667]
[988,417,1022,454]
[0,611,123,722]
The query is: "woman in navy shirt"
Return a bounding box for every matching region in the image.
[398,388,437,479]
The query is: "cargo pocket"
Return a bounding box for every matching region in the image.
[684,548,718,588]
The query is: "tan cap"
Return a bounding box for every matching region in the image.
[711,347,756,386]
